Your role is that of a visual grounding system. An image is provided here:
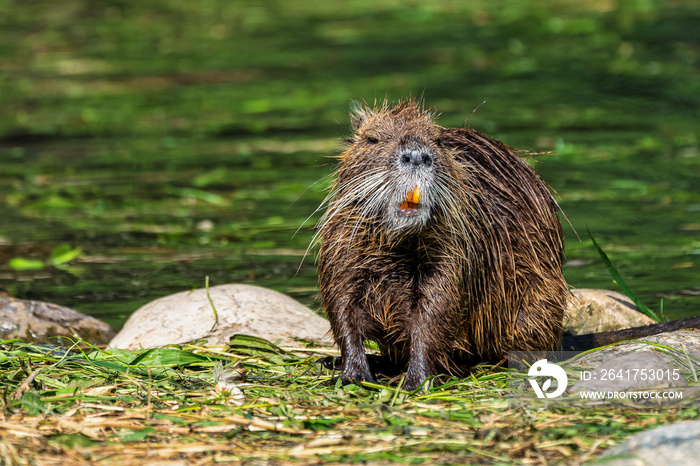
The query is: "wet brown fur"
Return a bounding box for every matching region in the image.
[317,99,568,390]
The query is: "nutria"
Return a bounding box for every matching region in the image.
[316,99,700,391]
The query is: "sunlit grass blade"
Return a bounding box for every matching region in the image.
[587,228,660,322]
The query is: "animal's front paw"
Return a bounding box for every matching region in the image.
[402,362,431,391]
[317,356,342,370]
[339,368,377,386]
[320,356,377,386]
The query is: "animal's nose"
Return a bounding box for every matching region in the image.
[400,150,433,168]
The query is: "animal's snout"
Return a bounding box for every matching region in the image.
[400,149,433,168]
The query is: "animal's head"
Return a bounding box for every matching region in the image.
[328,99,462,236]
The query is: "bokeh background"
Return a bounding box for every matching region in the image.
[1,0,698,328]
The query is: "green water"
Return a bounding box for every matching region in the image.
[1,1,698,328]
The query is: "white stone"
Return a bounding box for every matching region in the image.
[109,284,332,349]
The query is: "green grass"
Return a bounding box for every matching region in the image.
[588,229,661,322]
[1,337,698,464]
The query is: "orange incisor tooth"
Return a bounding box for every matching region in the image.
[410,186,421,204]
[401,186,421,209]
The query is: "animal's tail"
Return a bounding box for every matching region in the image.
[561,316,700,351]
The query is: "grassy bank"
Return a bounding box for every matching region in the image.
[1,338,698,464]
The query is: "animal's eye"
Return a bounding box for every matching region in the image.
[366,136,379,144]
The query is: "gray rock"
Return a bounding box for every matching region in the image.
[565,289,656,335]
[0,297,116,344]
[109,284,333,349]
[568,329,700,369]
[593,420,700,465]
[563,330,700,407]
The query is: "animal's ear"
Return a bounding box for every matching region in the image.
[349,101,368,132]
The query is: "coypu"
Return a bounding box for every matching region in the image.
[316,99,700,391]
[317,99,567,390]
